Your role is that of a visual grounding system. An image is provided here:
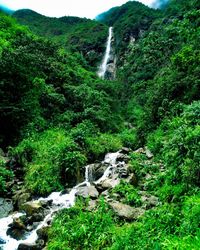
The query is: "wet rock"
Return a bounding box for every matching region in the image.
[140,192,159,208]
[27,213,45,224]
[0,198,13,218]
[61,188,71,195]
[119,147,131,154]
[37,226,49,242]
[36,239,45,248]
[93,163,108,181]
[102,178,120,189]
[13,190,31,210]
[109,201,144,220]
[101,190,109,197]
[18,243,41,250]
[11,218,26,230]
[7,218,27,240]
[76,185,99,199]
[39,200,52,209]
[116,153,130,163]
[105,63,116,80]
[86,163,108,182]
[117,166,129,178]
[20,201,44,216]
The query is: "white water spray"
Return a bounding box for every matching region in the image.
[0,151,123,250]
[98,27,113,79]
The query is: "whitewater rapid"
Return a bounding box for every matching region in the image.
[0,151,122,250]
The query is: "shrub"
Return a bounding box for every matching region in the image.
[0,159,13,195]
[11,129,86,195]
[111,180,141,206]
[48,199,115,250]
[147,101,200,189]
[86,133,122,160]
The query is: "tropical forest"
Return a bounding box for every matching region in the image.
[0,0,199,249]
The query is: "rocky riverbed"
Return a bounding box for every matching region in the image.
[0,147,159,250]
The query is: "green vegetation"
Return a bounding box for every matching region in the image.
[0,0,199,249]
[13,9,108,68]
[111,180,141,206]
[48,199,115,250]
[0,159,13,195]
[97,1,161,63]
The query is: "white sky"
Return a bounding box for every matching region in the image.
[0,0,155,19]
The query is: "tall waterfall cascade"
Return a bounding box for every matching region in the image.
[98,27,115,80]
[0,151,124,250]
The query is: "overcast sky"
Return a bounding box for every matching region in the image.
[0,0,155,19]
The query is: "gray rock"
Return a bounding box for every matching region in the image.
[76,185,99,199]
[101,190,109,197]
[109,201,144,220]
[18,243,40,250]
[141,194,159,208]
[116,153,130,163]
[119,147,131,154]
[87,163,108,181]
[13,190,31,210]
[145,147,154,159]
[7,218,27,240]
[37,226,49,241]
[20,201,44,216]
[0,198,13,218]
[134,148,145,154]
[102,178,120,189]
[86,200,97,211]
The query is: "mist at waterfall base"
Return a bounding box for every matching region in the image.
[0,151,123,250]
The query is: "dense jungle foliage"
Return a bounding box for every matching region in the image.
[13,9,108,68]
[0,0,199,249]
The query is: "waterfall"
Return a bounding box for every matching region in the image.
[0,151,123,250]
[98,27,113,79]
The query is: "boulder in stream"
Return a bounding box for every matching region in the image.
[18,243,41,250]
[7,217,28,240]
[37,226,50,242]
[12,189,31,210]
[76,185,99,199]
[20,201,44,216]
[0,198,13,218]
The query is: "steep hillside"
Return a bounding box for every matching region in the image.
[46,1,200,249]
[13,9,108,68]
[0,1,199,250]
[97,1,161,63]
